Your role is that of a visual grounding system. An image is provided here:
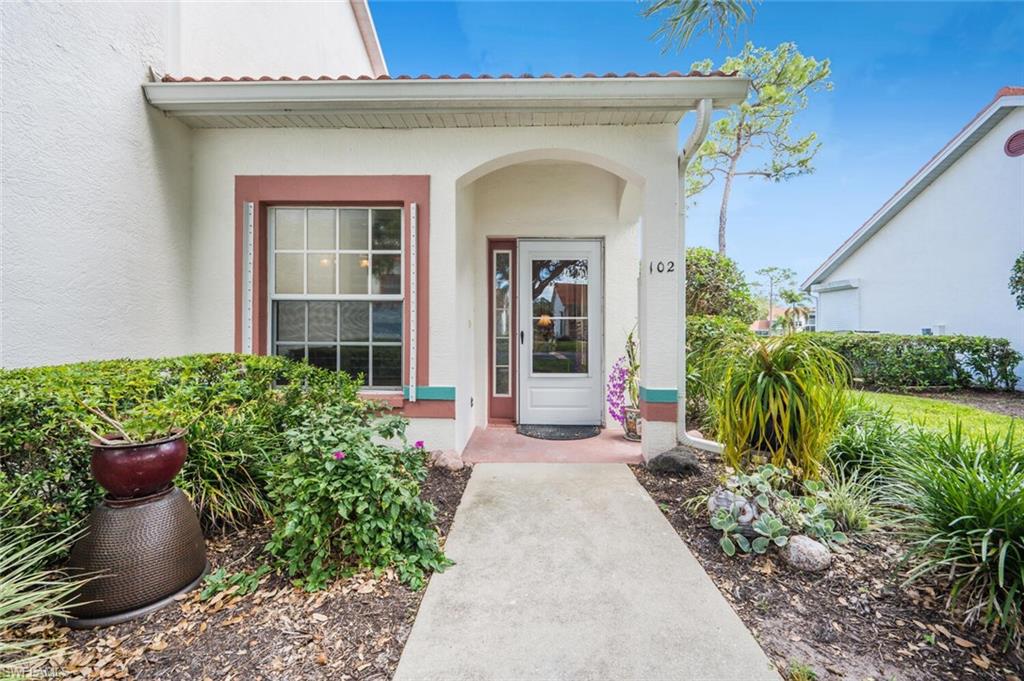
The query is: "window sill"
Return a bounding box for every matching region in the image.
[359,390,404,408]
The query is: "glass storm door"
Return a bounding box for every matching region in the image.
[517,240,603,425]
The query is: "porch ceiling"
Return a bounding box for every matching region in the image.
[141,73,750,129]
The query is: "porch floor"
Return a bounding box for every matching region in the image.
[461,425,642,464]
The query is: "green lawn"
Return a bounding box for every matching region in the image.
[852,390,1020,441]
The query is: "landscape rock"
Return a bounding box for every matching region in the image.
[785,534,831,572]
[685,429,704,440]
[646,448,701,476]
[706,488,759,537]
[429,450,465,471]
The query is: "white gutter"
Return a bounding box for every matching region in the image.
[677,99,724,455]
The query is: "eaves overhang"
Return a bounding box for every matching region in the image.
[141,74,750,129]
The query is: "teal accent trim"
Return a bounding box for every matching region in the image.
[639,387,678,404]
[403,385,456,401]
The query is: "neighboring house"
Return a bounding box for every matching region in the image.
[749,305,811,335]
[0,1,748,459]
[803,87,1024,370]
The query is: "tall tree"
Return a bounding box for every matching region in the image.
[643,0,759,51]
[754,266,795,326]
[689,43,832,254]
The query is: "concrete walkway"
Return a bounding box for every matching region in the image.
[394,464,779,681]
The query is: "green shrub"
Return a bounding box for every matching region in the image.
[0,354,354,539]
[888,423,1024,650]
[814,333,1021,391]
[0,494,85,678]
[685,247,759,323]
[265,400,449,590]
[685,315,755,430]
[706,334,850,480]
[827,398,913,475]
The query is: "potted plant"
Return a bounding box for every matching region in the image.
[76,404,192,499]
[608,328,642,441]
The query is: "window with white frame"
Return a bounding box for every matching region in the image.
[270,206,403,388]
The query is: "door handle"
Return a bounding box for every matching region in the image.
[520,330,524,344]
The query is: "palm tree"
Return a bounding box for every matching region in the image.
[780,288,812,333]
[643,0,759,51]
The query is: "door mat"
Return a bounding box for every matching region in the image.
[516,424,601,440]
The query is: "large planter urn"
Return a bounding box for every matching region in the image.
[622,406,641,441]
[66,430,208,628]
[90,428,187,498]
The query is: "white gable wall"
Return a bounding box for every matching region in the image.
[176,2,375,78]
[816,109,1024,368]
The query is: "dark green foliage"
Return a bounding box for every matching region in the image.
[887,424,1024,650]
[265,402,450,590]
[200,565,271,601]
[685,247,759,323]
[814,333,1021,391]
[0,354,358,538]
[827,398,913,475]
[1011,252,1024,311]
[685,314,755,431]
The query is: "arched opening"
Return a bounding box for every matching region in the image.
[452,151,646,451]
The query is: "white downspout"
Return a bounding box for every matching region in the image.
[677,99,724,454]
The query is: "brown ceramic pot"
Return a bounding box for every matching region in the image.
[90,429,187,499]
[623,407,641,442]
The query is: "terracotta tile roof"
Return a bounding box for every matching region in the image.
[160,70,737,83]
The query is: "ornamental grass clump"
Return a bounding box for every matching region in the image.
[707,333,850,480]
[0,494,85,678]
[887,423,1024,650]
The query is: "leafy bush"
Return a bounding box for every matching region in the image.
[705,334,850,480]
[827,398,913,475]
[265,400,450,590]
[199,565,271,601]
[1,494,85,678]
[0,354,358,539]
[1010,251,1024,311]
[814,333,1021,391]
[685,314,755,430]
[888,423,1024,650]
[709,464,848,557]
[686,247,759,322]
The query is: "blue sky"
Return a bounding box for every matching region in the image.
[372,1,1024,289]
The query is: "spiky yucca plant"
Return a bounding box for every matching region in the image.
[707,333,849,480]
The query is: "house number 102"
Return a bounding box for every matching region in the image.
[649,260,676,274]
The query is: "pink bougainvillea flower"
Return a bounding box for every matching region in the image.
[332,450,346,460]
[414,440,425,449]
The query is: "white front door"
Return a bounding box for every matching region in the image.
[518,239,603,425]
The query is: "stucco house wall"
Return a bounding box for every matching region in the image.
[187,125,675,451]
[814,109,1024,367]
[0,1,378,369]
[1,2,193,368]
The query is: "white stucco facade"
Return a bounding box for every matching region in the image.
[808,105,1024,374]
[0,1,382,369]
[188,126,675,454]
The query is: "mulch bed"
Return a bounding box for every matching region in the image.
[632,453,1024,681]
[35,464,471,681]
[891,389,1024,420]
